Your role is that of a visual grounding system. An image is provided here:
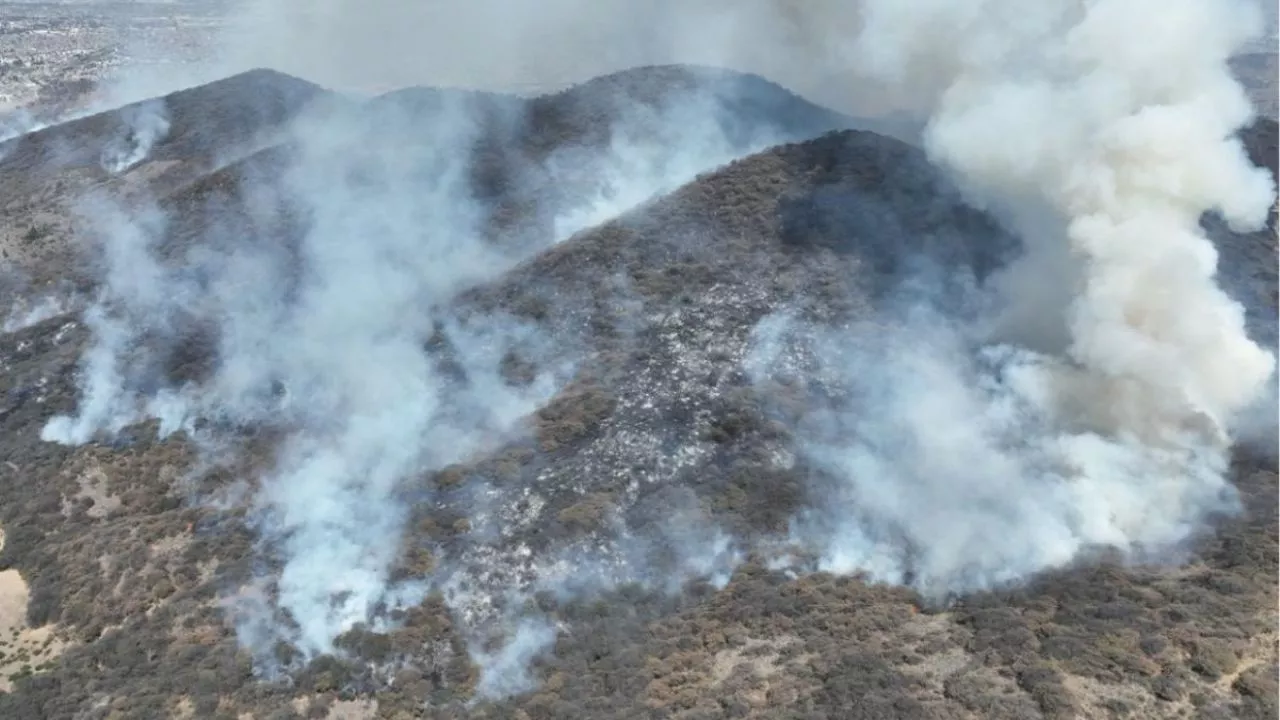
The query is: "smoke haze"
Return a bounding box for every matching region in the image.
[90,1,892,119]
[45,91,569,658]
[24,0,1278,701]
[40,28,844,677]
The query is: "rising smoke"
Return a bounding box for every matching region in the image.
[41,31,830,682]
[746,0,1276,596]
[0,109,45,161]
[47,91,567,659]
[2,294,75,334]
[29,0,1278,701]
[100,99,171,174]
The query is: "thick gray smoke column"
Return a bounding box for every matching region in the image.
[854,0,1276,436]
[747,0,1277,594]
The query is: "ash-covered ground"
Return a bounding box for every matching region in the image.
[0,3,1277,720]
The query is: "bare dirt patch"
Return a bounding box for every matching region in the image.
[0,526,66,692]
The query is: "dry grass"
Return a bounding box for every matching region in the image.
[0,67,1274,720]
[0,527,66,693]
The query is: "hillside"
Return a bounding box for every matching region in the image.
[0,62,1275,720]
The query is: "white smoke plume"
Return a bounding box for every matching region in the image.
[39,0,1276,699]
[45,52,820,677]
[747,0,1276,596]
[859,0,1276,449]
[471,618,559,699]
[548,79,806,239]
[0,108,46,160]
[48,92,579,659]
[99,99,171,174]
[41,198,177,445]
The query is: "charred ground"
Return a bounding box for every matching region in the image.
[0,66,1274,720]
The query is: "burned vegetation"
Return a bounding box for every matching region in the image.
[0,64,1274,720]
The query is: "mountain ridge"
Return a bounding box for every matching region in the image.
[0,63,1274,720]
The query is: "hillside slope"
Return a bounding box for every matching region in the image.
[0,70,1274,720]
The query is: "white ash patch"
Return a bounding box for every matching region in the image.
[363,269,823,679]
[767,446,797,471]
[494,488,546,536]
[472,279,779,535]
[437,535,632,633]
[566,286,771,474]
[52,319,77,343]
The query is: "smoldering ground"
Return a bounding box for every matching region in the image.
[36,60,861,690]
[99,99,170,175]
[743,0,1277,600]
[20,0,1279,707]
[744,271,1247,599]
